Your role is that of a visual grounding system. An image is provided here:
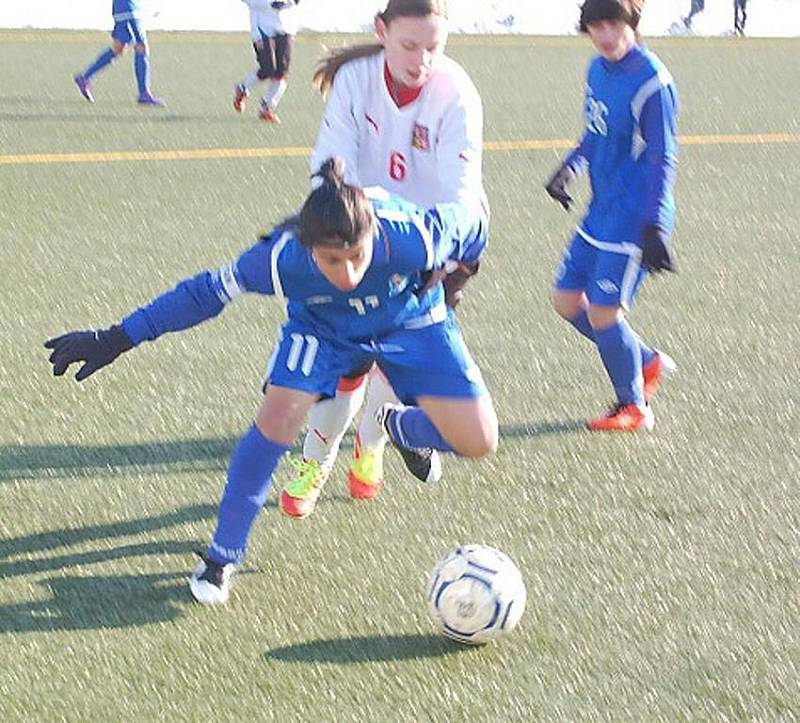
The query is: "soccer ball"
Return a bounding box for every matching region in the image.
[426,544,526,644]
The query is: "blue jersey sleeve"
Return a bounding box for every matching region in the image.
[640,85,679,232]
[121,235,279,346]
[425,203,489,267]
[373,199,488,272]
[564,131,595,176]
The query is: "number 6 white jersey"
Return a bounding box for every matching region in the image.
[310,51,485,208]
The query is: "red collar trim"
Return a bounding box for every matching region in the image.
[383,61,423,108]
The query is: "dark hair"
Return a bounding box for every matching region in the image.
[298,157,375,249]
[312,0,448,96]
[579,0,643,33]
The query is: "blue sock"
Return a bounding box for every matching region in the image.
[207,424,288,565]
[83,48,116,80]
[639,339,657,368]
[595,320,644,406]
[570,309,657,368]
[386,407,455,453]
[134,52,151,96]
[568,309,596,342]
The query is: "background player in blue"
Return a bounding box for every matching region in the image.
[73,0,165,106]
[734,0,748,36]
[44,157,496,606]
[682,0,705,30]
[544,0,679,432]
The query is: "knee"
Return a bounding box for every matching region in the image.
[453,422,498,459]
[587,305,623,331]
[552,291,579,320]
[134,43,148,55]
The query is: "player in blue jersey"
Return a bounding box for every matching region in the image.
[544,0,679,432]
[44,157,496,605]
[682,0,705,30]
[73,0,165,106]
[734,0,748,36]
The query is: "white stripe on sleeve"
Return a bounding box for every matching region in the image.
[270,231,293,297]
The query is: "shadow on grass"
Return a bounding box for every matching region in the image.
[0,503,216,560]
[266,633,475,664]
[499,419,586,438]
[0,572,190,633]
[0,504,219,632]
[0,540,203,578]
[0,438,238,482]
[1,420,580,484]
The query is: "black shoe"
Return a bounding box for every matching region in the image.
[396,444,442,484]
[376,403,443,483]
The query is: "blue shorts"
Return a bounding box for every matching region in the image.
[264,315,487,403]
[112,19,146,45]
[554,230,648,310]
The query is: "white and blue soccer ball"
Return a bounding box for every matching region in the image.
[426,544,526,645]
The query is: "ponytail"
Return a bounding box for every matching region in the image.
[299,158,375,249]
[313,44,384,97]
[312,0,449,96]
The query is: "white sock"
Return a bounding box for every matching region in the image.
[303,380,367,469]
[262,78,287,110]
[242,69,260,91]
[358,368,398,453]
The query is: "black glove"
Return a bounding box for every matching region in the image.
[442,260,480,309]
[641,224,676,273]
[545,164,576,211]
[44,325,133,381]
[271,1,288,9]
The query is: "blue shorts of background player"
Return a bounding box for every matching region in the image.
[73,8,165,106]
[112,18,146,46]
[555,232,647,311]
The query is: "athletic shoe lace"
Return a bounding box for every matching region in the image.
[285,457,324,497]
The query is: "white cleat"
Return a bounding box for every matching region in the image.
[189,554,237,605]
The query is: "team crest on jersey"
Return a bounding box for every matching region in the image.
[412,123,430,151]
[584,88,609,136]
[388,273,408,296]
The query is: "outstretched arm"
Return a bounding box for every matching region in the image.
[44,235,281,380]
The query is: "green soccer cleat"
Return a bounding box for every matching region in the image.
[279,457,329,519]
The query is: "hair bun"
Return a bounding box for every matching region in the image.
[316,156,346,187]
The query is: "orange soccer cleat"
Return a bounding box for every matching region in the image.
[258,105,281,124]
[588,403,655,432]
[642,350,676,403]
[347,434,384,501]
[233,84,249,113]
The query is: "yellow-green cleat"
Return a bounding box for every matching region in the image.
[347,434,384,500]
[279,457,329,519]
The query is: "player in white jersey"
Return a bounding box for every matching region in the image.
[279,0,488,520]
[233,0,301,123]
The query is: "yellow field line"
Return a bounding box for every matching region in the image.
[1,133,798,167]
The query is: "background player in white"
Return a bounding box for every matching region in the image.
[233,0,301,123]
[280,0,488,519]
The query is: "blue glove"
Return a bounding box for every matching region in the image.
[271,1,289,9]
[641,224,676,273]
[45,325,133,381]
